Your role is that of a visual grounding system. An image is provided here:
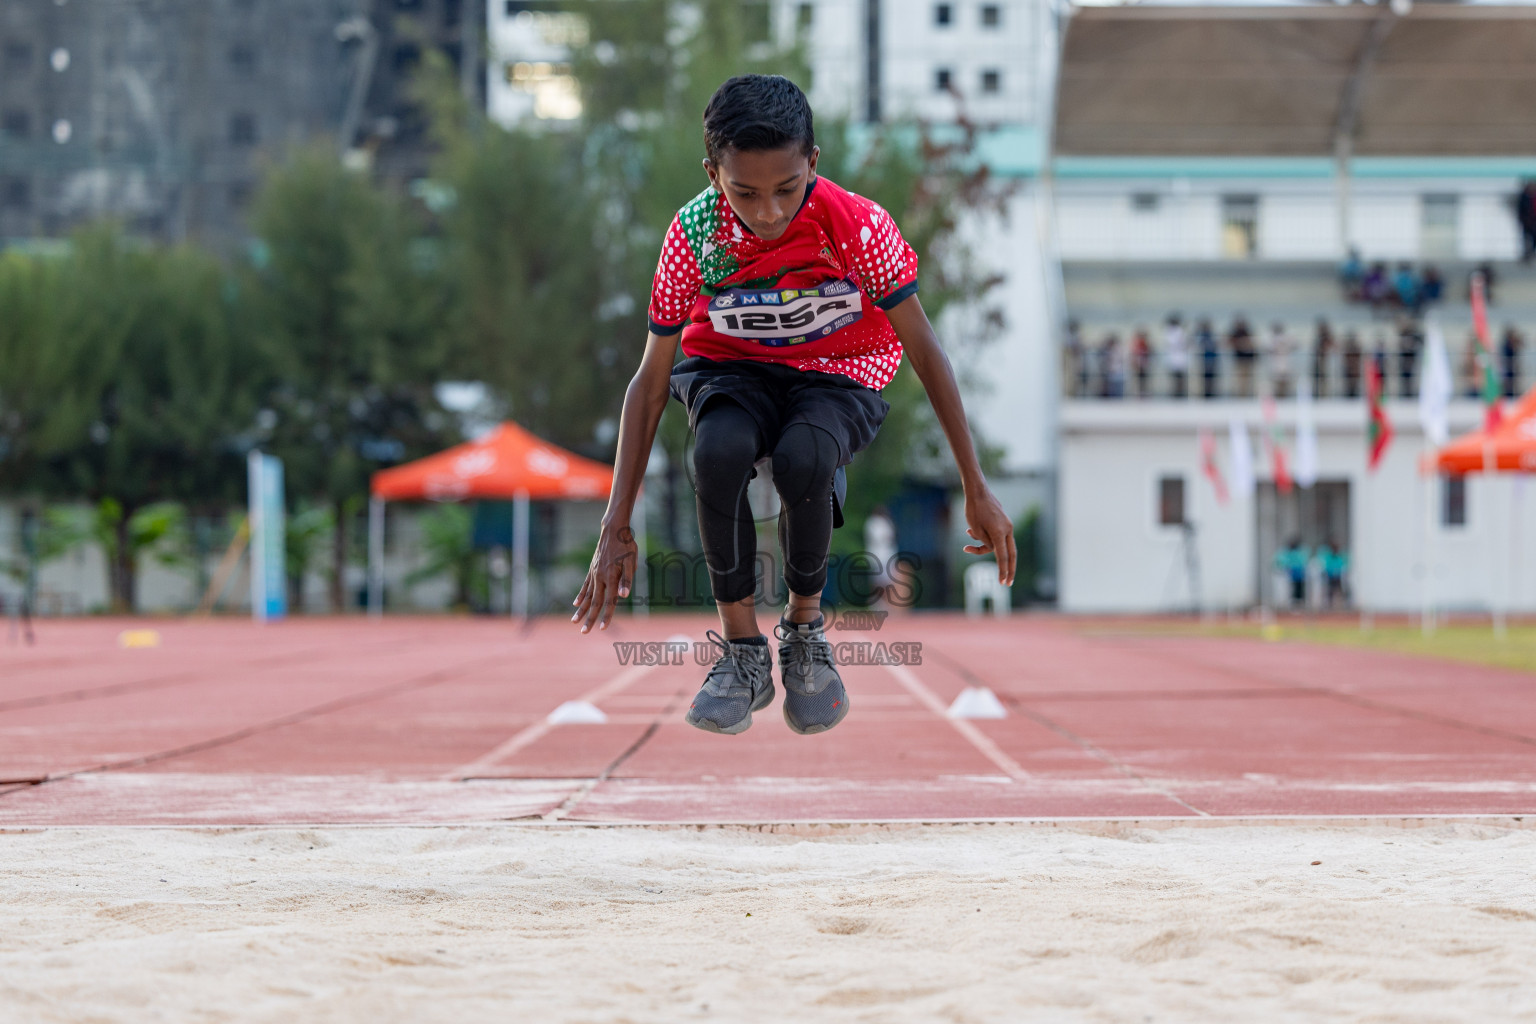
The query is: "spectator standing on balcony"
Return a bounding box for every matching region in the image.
[1397,320,1422,399]
[1370,334,1389,392]
[1163,314,1189,399]
[1517,181,1536,264]
[1362,262,1390,313]
[1470,262,1497,305]
[1462,331,1483,399]
[1420,265,1444,306]
[1268,321,1296,399]
[1502,326,1524,398]
[1339,246,1364,301]
[1311,318,1335,398]
[1099,333,1126,399]
[1341,331,1364,398]
[1230,316,1256,398]
[1065,319,1088,398]
[1393,264,1420,315]
[1130,328,1153,398]
[1198,319,1221,399]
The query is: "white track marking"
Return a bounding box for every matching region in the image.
[443,665,656,781]
[885,664,1031,782]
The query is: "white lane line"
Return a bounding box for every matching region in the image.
[443,664,656,781]
[885,664,1031,782]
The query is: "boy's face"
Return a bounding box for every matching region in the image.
[704,143,819,242]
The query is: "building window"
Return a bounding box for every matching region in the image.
[935,67,952,92]
[229,112,258,145]
[505,61,582,120]
[1131,192,1161,213]
[1221,194,1259,259]
[981,3,1001,27]
[797,2,814,30]
[4,41,32,75]
[980,69,1001,94]
[1421,193,1459,260]
[393,44,421,75]
[1158,476,1186,527]
[229,44,256,75]
[1,110,30,139]
[1441,475,1467,527]
[2,177,30,210]
[935,3,952,26]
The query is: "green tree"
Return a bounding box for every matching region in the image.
[0,245,122,496]
[0,506,90,594]
[403,503,486,611]
[247,147,455,612]
[404,47,632,456]
[284,501,335,612]
[2,227,259,610]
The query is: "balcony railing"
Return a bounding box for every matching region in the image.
[1063,340,1531,402]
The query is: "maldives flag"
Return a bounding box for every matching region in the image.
[1199,428,1228,505]
[1471,272,1503,431]
[1261,396,1292,495]
[1366,357,1393,471]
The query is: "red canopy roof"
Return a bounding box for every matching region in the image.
[1434,387,1536,475]
[370,422,614,502]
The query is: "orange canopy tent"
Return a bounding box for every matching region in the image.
[1429,385,1536,635]
[371,421,614,502]
[1433,386,1536,475]
[365,423,616,618]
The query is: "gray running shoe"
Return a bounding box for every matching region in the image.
[683,630,776,735]
[775,614,849,735]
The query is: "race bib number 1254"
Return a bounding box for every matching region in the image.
[706,278,863,347]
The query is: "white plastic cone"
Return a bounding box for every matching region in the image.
[547,700,608,725]
[947,686,1007,720]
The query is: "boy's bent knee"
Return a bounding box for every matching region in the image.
[693,405,762,484]
[770,422,839,501]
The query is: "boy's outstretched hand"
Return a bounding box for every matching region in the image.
[571,522,637,633]
[962,488,1016,587]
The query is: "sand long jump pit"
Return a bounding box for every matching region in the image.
[3,818,1535,1022]
[6,617,1536,1019]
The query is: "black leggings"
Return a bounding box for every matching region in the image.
[692,398,841,604]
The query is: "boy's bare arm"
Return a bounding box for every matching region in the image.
[885,295,1017,586]
[572,330,678,633]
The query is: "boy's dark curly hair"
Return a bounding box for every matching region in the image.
[702,74,815,164]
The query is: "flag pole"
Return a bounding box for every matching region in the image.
[1471,271,1505,637]
[1360,466,1372,633]
[1487,438,1504,638]
[1421,437,1434,637]
[1513,474,1523,630]
[1515,474,1526,626]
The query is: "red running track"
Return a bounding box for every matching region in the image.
[2,614,1534,825]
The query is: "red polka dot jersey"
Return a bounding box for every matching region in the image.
[646,176,919,391]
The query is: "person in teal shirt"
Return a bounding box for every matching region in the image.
[1274,537,1309,607]
[1315,539,1349,608]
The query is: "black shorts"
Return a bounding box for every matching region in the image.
[668,355,891,528]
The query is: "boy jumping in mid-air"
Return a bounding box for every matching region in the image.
[573,74,1015,735]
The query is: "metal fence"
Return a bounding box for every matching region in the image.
[1063,326,1533,402]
